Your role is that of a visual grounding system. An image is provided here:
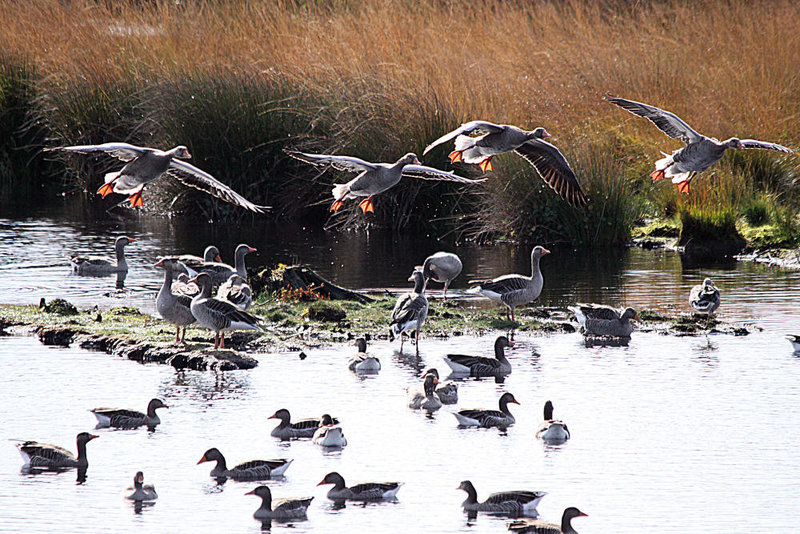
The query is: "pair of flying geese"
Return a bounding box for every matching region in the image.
[52,97,793,213]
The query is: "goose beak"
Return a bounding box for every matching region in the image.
[154,259,164,267]
[542,248,551,254]
[578,512,589,517]
[316,479,327,486]
[248,247,257,253]
[128,238,137,243]
[244,488,257,495]
[407,275,415,282]
[89,434,99,440]
[512,400,520,405]
[508,340,515,346]
[197,454,208,464]
[187,276,199,284]
[267,413,278,419]
[137,474,144,483]
[215,254,222,262]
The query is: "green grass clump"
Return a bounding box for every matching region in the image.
[740,197,771,226]
[679,206,741,244]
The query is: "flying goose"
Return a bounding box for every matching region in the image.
[444,335,514,377]
[421,251,463,301]
[269,409,339,440]
[406,373,443,411]
[507,507,588,533]
[154,258,196,344]
[569,304,637,338]
[245,485,313,520]
[69,236,134,275]
[91,398,168,429]
[469,246,549,323]
[17,432,98,470]
[689,278,721,327]
[609,97,794,193]
[286,150,486,213]
[312,414,348,448]
[389,269,429,355]
[455,392,520,429]
[185,244,256,286]
[347,337,381,372]
[53,143,268,212]
[161,245,221,276]
[458,480,546,517]
[536,401,570,443]
[125,471,158,501]
[317,472,403,501]
[423,121,588,207]
[188,272,262,349]
[217,274,253,310]
[197,448,292,480]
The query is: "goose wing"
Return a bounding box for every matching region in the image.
[19,441,76,466]
[608,97,703,144]
[274,497,313,514]
[72,256,114,266]
[458,408,507,427]
[91,408,146,427]
[349,482,401,499]
[401,164,487,184]
[739,139,794,153]
[290,418,323,431]
[514,140,588,208]
[486,490,546,506]
[390,293,427,325]
[203,298,261,328]
[445,355,500,374]
[423,121,506,155]
[471,275,528,295]
[55,142,148,162]
[571,303,620,321]
[285,150,378,172]
[167,160,268,213]
[507,518,560,533]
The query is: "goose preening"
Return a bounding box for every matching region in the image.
[469,246,549,323]
[245,485,313,520]
[406,373,443,411]
[187,272,262,349]
[17,432,98,470]
[162,245,221,276]
[608,97,794,193]
[317,472,403,502]
[217,274,253,310]
[125,471,158,502]
[185,244,256,286]
[569,304,637,338]
[69,236,134,275]
[269,409,339,440]
[421,252,463,301]
[348,337,381,372]
[507,507,587,534]
[689,278,721,327]
[312,414,348,448]
[197,448,292,480]
[154,258,196,344]
[786,335,800,352]
[423,121,588,208]
[458,480,546,517]
[389,269,429,356]
[53,143,268,212]
[422,368,459,404]
[444,335,514,377]
[536,401,570,443]
[455,392,520,429]
[285,150,486,213]
[91,398,168,429]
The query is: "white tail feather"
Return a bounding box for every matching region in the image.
[332,183,349,201]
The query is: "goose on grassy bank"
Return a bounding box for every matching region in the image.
[188,272,262,349]
[389,269,429,356]
[154,258,196,344]
[421,252,462,301]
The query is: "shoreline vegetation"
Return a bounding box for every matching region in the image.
[1,0,799,249]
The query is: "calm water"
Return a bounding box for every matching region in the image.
[1,201,800,533]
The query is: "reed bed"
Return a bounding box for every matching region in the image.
[1,0,799,242]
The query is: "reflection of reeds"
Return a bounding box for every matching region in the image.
[1,0,799,238]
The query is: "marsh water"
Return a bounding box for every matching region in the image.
[1,200,800,533]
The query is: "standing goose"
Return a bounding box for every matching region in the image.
[348,337,381,372]
[269,409,339,440]
[188,272,262,349]
[406,373,443,411]
[312,414,348,448]
[507,507,588,533]
[469,246,549,322]
[608,97,794,193]
[125,471,158,501]
[91,398,168,429]
[458,480,546,517]
[217,275,253,310]
[568,304,637,338]
[285,150,486,213]
[455,392,520,429]
[536,401,570,443]
[17,432,98,470]
[197,448,292,480]
[423,121,588,207]
[52,143,268,212]
[246,485,313,520]
[69,236,135,275]
[444,335,514,377]
[186,244,256,286]
[421,368,459,404]
[317,472,403,501]
[421,251,463,301]
[154,258,196,344]
[689,278,721,327]
[162,245,221,276]
[389,269,429,356]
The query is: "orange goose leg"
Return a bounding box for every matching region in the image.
[479,157,493,172]
[330,200,344,212]
[97,182,115,197]
[650,169,666,182]
[449,150,463,164]
[358,197,375,214]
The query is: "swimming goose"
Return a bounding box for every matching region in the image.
[423,121,588,207]
[421,252,463,301]
[69,236,134,275]
[269,409,339,440]
[536,401,570,443]
[317,472,403,501]
[53,143,268,212]
[469,246,549,322]
[246,485,313,520]
[406,373,443,411]
[458,480,546,517]
[786,335,800,352]
[568,304,637,338]
[609,97,794,193]
[154,258,196,344]
[17,432,98,470]
[186,244,256,286]
[507,507,588,533]
[125,471,158,501]
[286,150,486,213]
[444,335,514,376]
[348,337,381,372]
[197,448,292,480]
[422,368,459,404]
[312,414,348,447]
[690,278,721,328]
[188,272,262,349]
[389,269,429,356]
[162,245,221,276]
[91,398,168,429]
[218,274,253,310]
[455,392,519,429]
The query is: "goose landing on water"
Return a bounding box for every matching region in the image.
[458,480,546,517]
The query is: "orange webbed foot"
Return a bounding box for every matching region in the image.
[330,200,344,212]
[479,158,493,172]
[129,192,144,208]
[448,151,464,164]
[677,181,691,194]
[97,182,114,197]
[358,197,375,213]
[650,169,666,182]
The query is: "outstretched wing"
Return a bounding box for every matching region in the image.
[284,150,378,172]
[54,142,148,162]
[167,159,269,213]
[571,303,620,321]
[401,164,487,184]
[608,97,703,144]
[514,140,588,208]
[423,121,506,155]
[739,140,794,153]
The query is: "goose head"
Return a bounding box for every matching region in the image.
[527,127,551,140]
[197,447,224,464]
[620,307,638,321]
[319,413,336,426]
[317,471,345,487]
[531,245,551,259]
[423,368,440,379]
[355,337,368,353]
[245,485,272,500]
[267,408,291,423]
[76,432,99,446]
[204,245,222,262]
[133,471,145,489]
[170,145,191,159]
[187,272,213,295]
[147,398,169,414]
[115,236,135,250]
[399,153,422,166]
[543,400,554,420]
[724,138,745,149]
